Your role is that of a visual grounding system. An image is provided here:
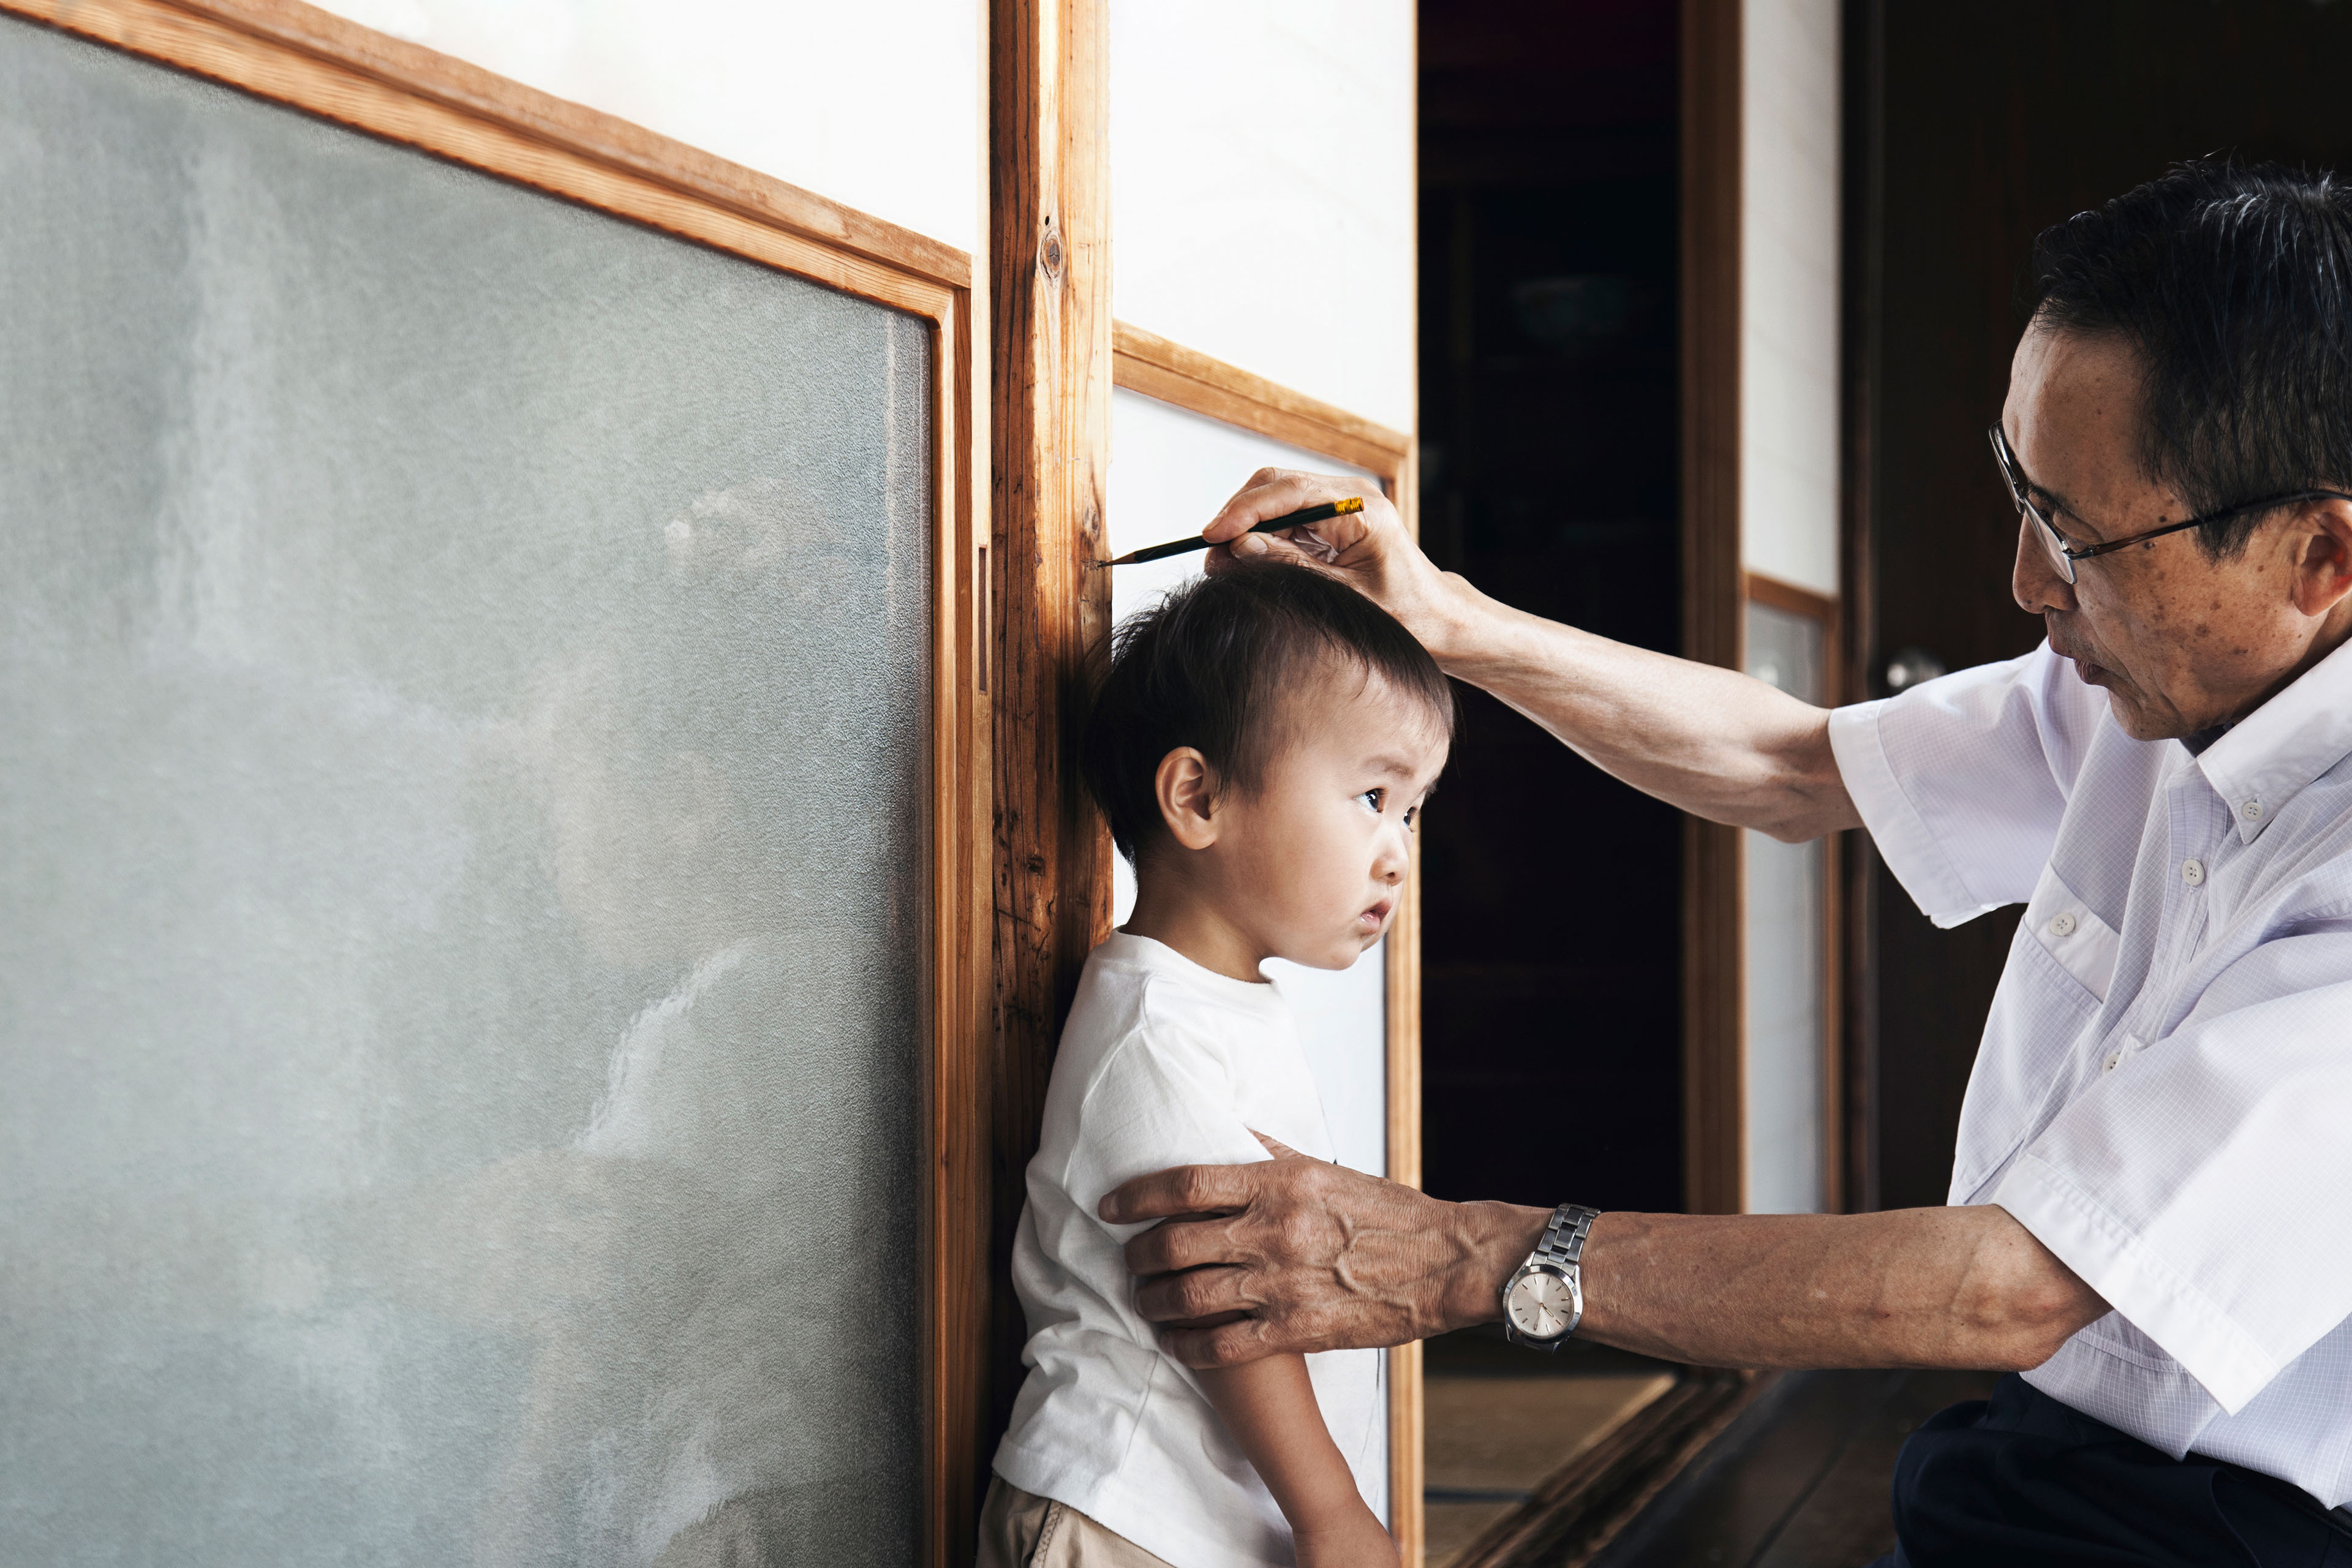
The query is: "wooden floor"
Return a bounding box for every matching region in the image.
[1421,1330,1681,1567]
[1584,1368,2001,1568]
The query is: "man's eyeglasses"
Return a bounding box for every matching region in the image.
[1986,422,2352,586]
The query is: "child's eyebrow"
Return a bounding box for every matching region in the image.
[1363,751,1431,780]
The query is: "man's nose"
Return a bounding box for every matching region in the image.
[2012,513,2079,616]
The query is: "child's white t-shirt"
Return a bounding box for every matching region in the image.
[990,931,1384,1568]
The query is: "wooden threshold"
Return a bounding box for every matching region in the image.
[1448,1371,1768,1568]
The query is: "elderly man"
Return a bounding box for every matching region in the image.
[1100,160,2352,1565]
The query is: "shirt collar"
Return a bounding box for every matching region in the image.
[2194,632,2352,843]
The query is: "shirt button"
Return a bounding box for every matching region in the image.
[2242,800,2263,821]
[2103,1050,2124,1072]
[2181,858,2206,886]
[2048,912,2079,938]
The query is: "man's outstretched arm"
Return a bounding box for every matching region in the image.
[1199,469,1859,844]
[1101,1152,2107,1373]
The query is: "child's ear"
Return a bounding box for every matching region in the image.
[1154,747,1221,850]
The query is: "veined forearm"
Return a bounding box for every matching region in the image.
[1545,1207,2106,1372]
[1430,581,1859,843]
[1114,1161,2101,1375]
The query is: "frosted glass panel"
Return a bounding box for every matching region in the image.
[1,19,929,1567]
[1105,388,1388,1514]
[1743,601,1826,1215]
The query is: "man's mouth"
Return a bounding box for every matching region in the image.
[2056,647,2109,685]
[2047,622,2108,685]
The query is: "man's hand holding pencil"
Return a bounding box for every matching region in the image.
[1197,467,1480,668]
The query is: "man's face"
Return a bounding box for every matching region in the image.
[1202,673,1449,971]
[2003,324,2346,739]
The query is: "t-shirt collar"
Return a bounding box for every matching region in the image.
[1096,929,1290,1014]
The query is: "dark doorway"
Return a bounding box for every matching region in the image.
[1418,0,1684,1218]
[1850,0,2352,1211]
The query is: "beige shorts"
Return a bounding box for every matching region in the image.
[976,1477,1177,1568]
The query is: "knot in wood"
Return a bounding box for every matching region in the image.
[1039,227,1065,279]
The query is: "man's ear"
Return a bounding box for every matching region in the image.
[1155,747,1221,851]
[2290,499,2352,619]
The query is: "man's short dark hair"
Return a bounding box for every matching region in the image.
[2030,157,2352,556]
[1080,562,1456,865]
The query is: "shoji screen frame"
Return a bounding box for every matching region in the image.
[1109,321,1428,1562]
[0,2,993,1561]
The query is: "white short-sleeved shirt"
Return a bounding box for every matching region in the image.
[1830,635,2352,1504]
[990,932,1384,1568]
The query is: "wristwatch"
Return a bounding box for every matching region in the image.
[1501,1203,1599,1351]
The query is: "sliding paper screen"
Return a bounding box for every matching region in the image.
[1,16,932,1564]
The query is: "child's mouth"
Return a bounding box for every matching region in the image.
[1359,899,1393,929]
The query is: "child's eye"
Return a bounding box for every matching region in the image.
[1403,805,1419,829]
[1359,788,1386,814]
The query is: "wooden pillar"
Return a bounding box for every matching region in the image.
[985,0,1114,1517]
[1680,0,1746,1218]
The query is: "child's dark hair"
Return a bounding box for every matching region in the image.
[1079,562,1457,864]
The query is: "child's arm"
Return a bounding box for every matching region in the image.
[1196,1355,1399,1567]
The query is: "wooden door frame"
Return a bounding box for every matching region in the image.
[1840,0,1888,1218]
[1681,0,1746,1221]
[1108,320,1427,1560]
[0,3,994,1563]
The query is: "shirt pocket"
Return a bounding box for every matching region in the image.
[1947,894,2112,1203]
[2020,862,2120,1002]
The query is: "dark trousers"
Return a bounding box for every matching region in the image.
[1871,1374,2352,1568]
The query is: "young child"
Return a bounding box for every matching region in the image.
[983,562,1455,1568]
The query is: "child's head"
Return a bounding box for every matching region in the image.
[1081,562,1455,971]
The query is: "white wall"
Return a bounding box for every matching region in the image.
[1740,0,1841,1215]
[314,0,983,254]
[1740,0,1840,597]
[1109,1,1418,434]
[1743,605,1828,1215]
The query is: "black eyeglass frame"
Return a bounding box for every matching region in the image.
[1986,422,2352,586]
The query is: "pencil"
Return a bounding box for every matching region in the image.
[1091,497,1365,568]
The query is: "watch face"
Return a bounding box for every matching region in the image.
[1506,1270,1577,1340]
